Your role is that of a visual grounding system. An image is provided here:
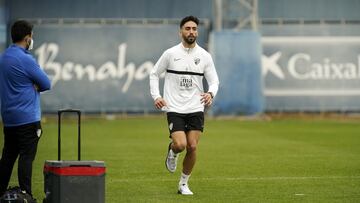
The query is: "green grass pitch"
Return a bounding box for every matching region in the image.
[1,116,360,202]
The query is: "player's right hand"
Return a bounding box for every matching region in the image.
[154,97,167,109]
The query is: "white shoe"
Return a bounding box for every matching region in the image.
[178,184,193,195]
[165,142,178,173]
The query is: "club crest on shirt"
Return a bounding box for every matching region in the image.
[194,58,200,65]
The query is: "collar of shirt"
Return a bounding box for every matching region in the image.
[180,42,198,54]
[10,44,30,54]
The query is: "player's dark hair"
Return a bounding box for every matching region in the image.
[11,20,33,43]
[180,16,199,28]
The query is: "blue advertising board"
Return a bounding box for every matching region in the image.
[30,23,208,112]
[262,36,360,111]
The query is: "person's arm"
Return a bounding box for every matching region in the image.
[201,54,219,106]
[149,51,169,109]
[24,56,51,92]
[204,54,219,97]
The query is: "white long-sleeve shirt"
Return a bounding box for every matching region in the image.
[150,43,219,113]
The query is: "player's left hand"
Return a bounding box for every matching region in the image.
[200,92,213,107]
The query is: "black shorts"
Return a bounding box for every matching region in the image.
[166,111,204,135]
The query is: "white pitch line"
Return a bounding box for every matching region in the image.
[14,175,360,184]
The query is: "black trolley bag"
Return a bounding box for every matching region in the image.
[43,109,105,203]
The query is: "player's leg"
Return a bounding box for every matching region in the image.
[170,131,187,153]
[178,130,201,195]
[182,111,204,174]
[178,111,204,195]
[0,127,20,196]
[183,130,201,175]
[165,113,187,173]
[165,131,187,173]
[17,122,41,196]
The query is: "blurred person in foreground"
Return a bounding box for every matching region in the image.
[149,15,219,195]
[0,20,51,200]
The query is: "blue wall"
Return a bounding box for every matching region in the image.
[6,0,212,19]
[7,0,360,23]
[210,31,264,115]
[259,0,360,20]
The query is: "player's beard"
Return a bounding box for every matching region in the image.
[183,34,196,45]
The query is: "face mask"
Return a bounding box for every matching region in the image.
[27,38,33,50]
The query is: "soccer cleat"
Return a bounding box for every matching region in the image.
[178,184,193,195]
[165,142,178,173]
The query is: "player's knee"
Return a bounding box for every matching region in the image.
[173,142,186,152]
[186,143,197,152]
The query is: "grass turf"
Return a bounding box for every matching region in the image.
[1,116,359,202]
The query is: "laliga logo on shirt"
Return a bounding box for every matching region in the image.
[262,52,360,80]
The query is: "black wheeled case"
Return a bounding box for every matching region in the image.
[43,109,105,203]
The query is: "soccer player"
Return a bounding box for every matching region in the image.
[149,16,219,195]
[0,20,51,199]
